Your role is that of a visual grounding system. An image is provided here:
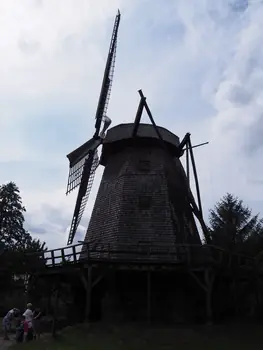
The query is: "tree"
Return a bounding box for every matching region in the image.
[208,193,263,255]
[0,182,33,251]
[0,181,47,274]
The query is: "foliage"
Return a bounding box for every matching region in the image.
[208,193,263,255]
[0,182,47,294]
[0,181,46,252]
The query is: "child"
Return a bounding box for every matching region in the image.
[23,303,34,341]
[24,317,34,342]
[15,316,25,343]
[15,315,33,343]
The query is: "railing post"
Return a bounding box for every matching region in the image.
[61,248,65,263]
[72,245,77,263]
[51,250,55,267]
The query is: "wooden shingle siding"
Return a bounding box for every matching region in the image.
[82,124,201,261]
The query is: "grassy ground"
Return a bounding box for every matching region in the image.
[6,322,263,350]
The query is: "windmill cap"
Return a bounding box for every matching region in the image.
[104,123,179,146]
[100,123,180,165]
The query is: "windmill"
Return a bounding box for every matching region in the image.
[66,10,121,245]
[79,89,210,261]
[65,10,209,253]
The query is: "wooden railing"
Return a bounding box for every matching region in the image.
[26,242,255,270]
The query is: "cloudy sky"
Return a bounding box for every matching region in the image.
[0,0,262,249]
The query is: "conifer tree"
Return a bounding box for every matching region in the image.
[0,181,45,251]
[209,193,263,254]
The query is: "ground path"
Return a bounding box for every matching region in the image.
[0,338,15,350]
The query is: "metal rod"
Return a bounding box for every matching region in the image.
[182,141,209,151]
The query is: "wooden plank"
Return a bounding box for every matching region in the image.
[147,271,151,324]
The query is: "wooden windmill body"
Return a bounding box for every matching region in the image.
[84,122,202,261]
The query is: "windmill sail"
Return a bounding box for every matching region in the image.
[67,149,99,245]
[66,10,121,196]
[66,138,102,194]
[66,10,121,244]
[94,10,120,138]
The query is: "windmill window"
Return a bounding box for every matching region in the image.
[137,160,151,172]
[138,195,152,209]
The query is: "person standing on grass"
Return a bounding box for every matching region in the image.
[23,303,33,336]
[33,307,42,339]
[2,308,19,340]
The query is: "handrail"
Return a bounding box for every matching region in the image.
[22,242,255,269]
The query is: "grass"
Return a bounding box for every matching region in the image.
[7,322,263,350]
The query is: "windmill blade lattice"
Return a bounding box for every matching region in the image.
[66,155,88,195]
[101,24,118,120]
[67,149,99,245]
[94,10,120,137]
[66,138,102,195]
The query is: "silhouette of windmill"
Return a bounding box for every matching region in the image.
[65,10,209,253]
[66,10,120,245]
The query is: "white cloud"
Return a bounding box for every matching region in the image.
[1,0,263,249]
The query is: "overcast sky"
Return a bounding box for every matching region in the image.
[0,0,262,249]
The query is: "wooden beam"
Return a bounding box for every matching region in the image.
[132,93,145,137]
[204,269,215,325]
[186,146,190,185]
[147,271,151,324]
[92,270,107,288]
[189,270,207,292]
[51,288,59,338]
[85,266,93,322]
[188,268,215,324]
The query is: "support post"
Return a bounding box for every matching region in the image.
[80,266,93,322]
[147,271,151,324]
[52,288,59,338]
[189,269,215,325]
[204,269,214,325]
